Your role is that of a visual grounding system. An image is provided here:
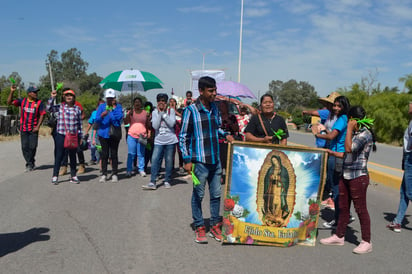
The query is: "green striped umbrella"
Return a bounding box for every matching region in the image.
[99,69,163,92]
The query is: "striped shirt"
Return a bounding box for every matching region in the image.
[179,99,221,165]
[343,128,373,180]
[13,98,46,132]
[48,99,82,137]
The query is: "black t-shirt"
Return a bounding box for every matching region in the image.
[244,113,289,144]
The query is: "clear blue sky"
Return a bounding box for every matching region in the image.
[2,0,412,101]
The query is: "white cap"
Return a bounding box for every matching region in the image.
[105,88,116,98]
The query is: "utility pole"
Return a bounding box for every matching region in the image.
[238,0,244,82]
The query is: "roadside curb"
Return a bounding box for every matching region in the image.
[369,168,402,189]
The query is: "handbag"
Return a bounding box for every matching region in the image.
[138,133,148,146]
[109,124,122,140]
[64,132,79,149]
[62,103,79,150]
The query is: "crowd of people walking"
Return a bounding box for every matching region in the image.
[6,77,412,252]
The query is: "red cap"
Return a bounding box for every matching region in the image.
[63,89,76,96]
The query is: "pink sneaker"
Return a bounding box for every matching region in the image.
[326,198,335,210]
[321,198,330,206]
[353,240,372,254]
[320,234,344,246]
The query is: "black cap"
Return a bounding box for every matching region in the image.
[156,93,168,102]
[27,86,40,93]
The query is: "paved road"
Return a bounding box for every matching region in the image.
[1,136,411,273]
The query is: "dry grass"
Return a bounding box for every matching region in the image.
[0,120,90,142]
[0,126,52,142]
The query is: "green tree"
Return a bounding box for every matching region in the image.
[336,79,410,144]
[61,48,88,81]
[399,73,412,94]
[267,79,319,113]
[341,83,369,106]
[40,48,90,94]
[77,91,100,118]
[362,92,411,144]
[117,93,148,111]
[79,73,103,95]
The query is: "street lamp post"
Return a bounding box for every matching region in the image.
[238,0,244,83]
[196,49,214,72]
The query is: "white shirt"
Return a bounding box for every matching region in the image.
[151,108,178,145]
[404,120,412,152]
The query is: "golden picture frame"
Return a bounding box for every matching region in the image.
[222,141,327,247]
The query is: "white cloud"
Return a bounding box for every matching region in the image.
[384,2,412,21]
[177,6,221,13]
[245,8,271,18]
[53,26,96,42]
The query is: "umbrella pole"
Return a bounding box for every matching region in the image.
[131,82,133,109]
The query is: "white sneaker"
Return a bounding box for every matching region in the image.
[164,182,171,188]
[139,171,146,177]
[142,183,156,190]
[51,176,58,185]
[99,175,106,183]
[70,176,80,184]
[323,220,336,228]
[111,175,118,183]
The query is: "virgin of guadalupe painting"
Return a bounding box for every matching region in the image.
[257,151,296,228]
[222,141,327,247]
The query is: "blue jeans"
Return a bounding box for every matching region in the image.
[324,156,342,220]
[191,162,222,228]
[90,144,100,162]
[394,152,412,224]
[127,136,145,173]
[150,144,175,183]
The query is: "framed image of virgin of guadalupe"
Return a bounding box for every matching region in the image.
[222,141,327,247]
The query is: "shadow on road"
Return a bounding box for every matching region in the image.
[383,212,411,230]
[34,164,54,171]
[0,227,50,257]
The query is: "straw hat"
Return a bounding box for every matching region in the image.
[318,92,340,105]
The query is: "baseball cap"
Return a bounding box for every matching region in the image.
[63,89,76,96]
[105,88,116,98]
[27,86,40,93]
[156,93,168,102]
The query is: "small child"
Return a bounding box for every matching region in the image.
[183,90,194,107]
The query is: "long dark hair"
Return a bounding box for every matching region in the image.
[348,105,377,152]
[334,95,350,117]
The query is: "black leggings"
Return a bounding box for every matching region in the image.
[99,136,120,176]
